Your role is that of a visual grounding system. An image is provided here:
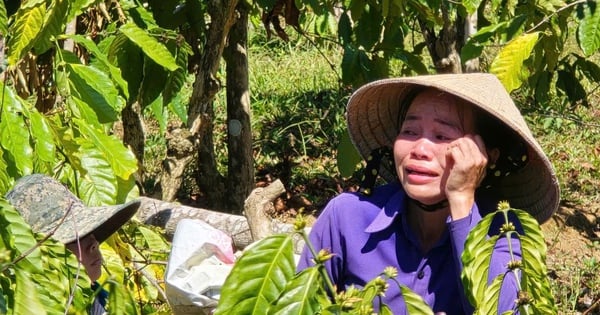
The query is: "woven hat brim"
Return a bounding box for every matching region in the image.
[346,73,560,223]
[54,199,141,244]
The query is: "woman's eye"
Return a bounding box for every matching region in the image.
[436,134,452,141]
[400,128,416,136]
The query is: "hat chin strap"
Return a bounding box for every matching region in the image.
[410,198,449,212]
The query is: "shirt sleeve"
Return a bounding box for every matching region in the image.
[448,205,522,314]
[296,198,345,288]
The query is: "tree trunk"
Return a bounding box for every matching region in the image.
[122,101,146,189]
[223,3,254,214]
[419,3,462,74]
[462,13,480,73]
[136,180,298,251]
[159,0,239,202]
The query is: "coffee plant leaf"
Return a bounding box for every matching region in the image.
[119,22,178,71]
[106,278,139,315]
[63,34,130,99]
[268,266,327,314]
[0,200,43,272]
[0,0,7,36]
[491,32,540,93]
[400,285,434,315]
[577,0,600,56]
[13,269,47,315]
[75,118,138,180]
[0,87,34,175]
[26,108,56,164]
[67,63,122,123]
[473,273,503,315]
[33,0,69,54]
[215,234,295,315]
[6,1,45,65]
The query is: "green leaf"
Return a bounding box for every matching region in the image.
[0,200,43,272]
[146,0,187,29]
[149,96,167,132]
[14,269,47,315]
[0,86,34,175]
[356,281,379,307]
[336,128,362,177]
[462,0,482,15]
[462,210,496,264]
[400,285,434,315]
[338,12,352,45]
[348,0,366,21]
[341,45,365,86]
[127,0,161,29]
[533,70,551,104]
[167,91,188,125]
[115,175,139,204]
[490,32,540,93]
[406,0,441,25]
[528,302,557,315]
[462,237,497,306]
[268,267,327,315]
[380,304,394,315]
[0,157,11,194]
[33,0,69,54]
[379,19,405,52]
[473,274,503,315]
[38,240,91,314]
[135,225,168,257]
[401,51,429,75]
[106,278,139,315]
[139,58,168,107]
[61,35,129,99]
[0,0,8,36]
[74,137,119,206]
[67,0,102,22]
[355,6,382,51]
[215,234,296,315]
[67,63,122,123]
[76,119,138,180]
[461,22,508,62]
[101,239,129,283]
[7,1,46,65]
[67,96,102,127]
[119,22,178,71]
[461,211,498,305]
[577,0,600,56]
[163,41,191,107]
[108,33,144,102]
[25,108,56,163]
[536,0,565,13]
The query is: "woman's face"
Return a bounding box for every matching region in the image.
[394,89,475,205]
[66,234,103,282]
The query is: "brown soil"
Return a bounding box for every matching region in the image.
[543,202,600,314]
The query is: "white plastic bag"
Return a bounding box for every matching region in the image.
[165,219,235,314]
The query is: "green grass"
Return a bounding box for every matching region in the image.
[210,34,352,207]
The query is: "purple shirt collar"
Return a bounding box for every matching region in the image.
[364,189,406,233]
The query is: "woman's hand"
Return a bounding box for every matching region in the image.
[444,134,488,220]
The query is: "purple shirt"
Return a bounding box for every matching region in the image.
[297,183,520,314]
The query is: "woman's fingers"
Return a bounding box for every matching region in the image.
[445,134,488,194]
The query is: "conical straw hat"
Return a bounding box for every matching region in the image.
[346,73,559,223]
